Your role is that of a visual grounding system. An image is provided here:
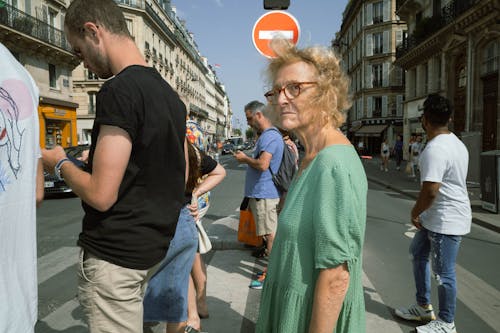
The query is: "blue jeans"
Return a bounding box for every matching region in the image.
[143,206,198,322]
[410,228,462,323]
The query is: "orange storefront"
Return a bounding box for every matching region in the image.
[38,97,78,149]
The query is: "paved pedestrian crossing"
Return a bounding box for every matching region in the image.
[35,244,499,333]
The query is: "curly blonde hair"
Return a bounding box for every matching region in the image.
[266,39,351,128]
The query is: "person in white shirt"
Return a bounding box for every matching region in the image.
[395,94,471,333]
[410,135,423,177]
[0,42,44,333]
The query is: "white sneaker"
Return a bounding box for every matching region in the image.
[395,304,436,322]
[416,319,457,333]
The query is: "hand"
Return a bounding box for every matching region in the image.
[189,195,199,220]
[233,150,245,162]
[41,146,67,174]
[78,149,90,163]
[411,215,422,229]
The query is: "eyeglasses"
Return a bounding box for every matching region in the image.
[264,81,317,104]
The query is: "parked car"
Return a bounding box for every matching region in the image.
[44,145,89,195]
[221,143,235,155]
[243,141,254,150]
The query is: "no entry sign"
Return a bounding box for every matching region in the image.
[252,11,300,58]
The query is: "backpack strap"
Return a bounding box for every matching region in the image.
[267,127,284,176]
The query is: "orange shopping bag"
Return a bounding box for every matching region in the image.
[238,198,263,247]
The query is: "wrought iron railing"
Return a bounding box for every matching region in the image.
[396,0,480,58]
[0,2,72,52]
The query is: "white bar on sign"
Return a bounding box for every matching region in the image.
[259,30,294,40]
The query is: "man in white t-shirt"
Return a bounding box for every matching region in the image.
[0,42,44,333]
[409,135,423,177]
[395,94,471,333]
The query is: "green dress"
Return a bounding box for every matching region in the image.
[256,145,367,333]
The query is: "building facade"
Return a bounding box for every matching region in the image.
[72,0,232,146]
[334,0,407,155]
[0,0,80,148]
[1,0,232,148]
[396,0,500,181]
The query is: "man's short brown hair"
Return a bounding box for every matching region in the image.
[65,0,130,37]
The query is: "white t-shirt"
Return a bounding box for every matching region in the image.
[419,133,471,235]
[0,43,40,333]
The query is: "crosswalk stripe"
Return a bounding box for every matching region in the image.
[363,271,404,333]
[39,298,86,332]
[456,265,500,331]
[37,247,79,284]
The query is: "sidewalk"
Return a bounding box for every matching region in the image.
[362,156,500,233]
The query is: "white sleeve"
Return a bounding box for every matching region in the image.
[419,146,447,183]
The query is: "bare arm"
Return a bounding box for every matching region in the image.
[42,125,132,212]
[36,158,44,207]
[411,181,441,228]
[192,163,226,198]
[308,263,350,333]
[233,150,272,171]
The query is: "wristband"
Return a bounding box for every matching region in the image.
[54,158,71,181]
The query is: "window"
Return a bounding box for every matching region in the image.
[87,71,98,80]
[373,96,382,117]
[482,41,499,75]
[49,64,57,88]
[372,64,383,87]
[458,67,467,88]
[88,92,97,114]
[373,33,383,54]
[436,57,442,91]
[423,63,428,94]
[125,18,134,38]
[373,1,383,23]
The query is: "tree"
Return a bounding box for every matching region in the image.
[245,127,255,140]
[233,128,242,136]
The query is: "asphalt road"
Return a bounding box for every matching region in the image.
[34,153,500,332]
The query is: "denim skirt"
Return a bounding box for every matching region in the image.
[143,206,198,322]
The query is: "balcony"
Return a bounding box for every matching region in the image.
[396,0,480,59]
[0,2,78,66]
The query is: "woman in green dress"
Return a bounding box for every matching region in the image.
[256,39,368,333]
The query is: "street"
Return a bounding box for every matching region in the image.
[35,154,500,333]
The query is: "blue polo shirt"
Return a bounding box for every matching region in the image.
[244,127,283,199]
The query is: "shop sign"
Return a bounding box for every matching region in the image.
[54,109,67,116]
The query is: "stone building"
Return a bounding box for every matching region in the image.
[334,0,407,155]
[0,0,80,148]
[396,0,499,180]
[1,0,232,147]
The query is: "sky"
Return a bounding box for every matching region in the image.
[172,0,349,131]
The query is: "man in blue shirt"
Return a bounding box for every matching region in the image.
[234,101,283,263]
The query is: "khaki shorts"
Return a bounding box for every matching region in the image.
[78,249,161,333]
[248,197,279,236]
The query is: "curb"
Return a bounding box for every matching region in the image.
[209,237,253,251]
[367,176,500,234]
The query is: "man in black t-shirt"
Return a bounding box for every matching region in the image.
[41,1,187,332]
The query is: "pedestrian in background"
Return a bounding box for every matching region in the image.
[143,122,225,333]
[395,94,471,333]
[380,137,390,172]
[234,100,283,289]
[393,134,404,170]
[0,42,44,333]
[410,135,423,178]
[256,39,367,333]
[41,1,187,332]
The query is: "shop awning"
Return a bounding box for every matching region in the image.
[354,124,388,137]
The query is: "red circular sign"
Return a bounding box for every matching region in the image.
[252,11,300,58]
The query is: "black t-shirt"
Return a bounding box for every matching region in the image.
[79,65,186,270]
[184,151,217,203]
